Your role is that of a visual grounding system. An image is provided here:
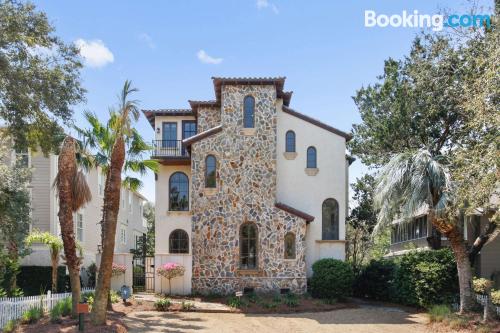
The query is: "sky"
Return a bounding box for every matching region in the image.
[33,0,493,203]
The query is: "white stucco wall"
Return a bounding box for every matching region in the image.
[276,103,348,276]
[154,254,192,295]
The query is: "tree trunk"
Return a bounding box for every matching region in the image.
[50,252,58,293]
[446,225,474,314]
[91,137,125,325]
[57,137,82,317]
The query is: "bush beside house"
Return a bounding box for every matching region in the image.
[310,259,354,299]
[354,248,458,308]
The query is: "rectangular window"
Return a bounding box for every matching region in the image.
[121,189,125,208]
[76,213,84,242]
[98,170,104,196]
[15,148,30,168]
[162,122,177,149]
[128,193,132,213]
[391,215,428,244]
[120,227,126,244]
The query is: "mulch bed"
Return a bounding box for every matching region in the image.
[13,301,144,333]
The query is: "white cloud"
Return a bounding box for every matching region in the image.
[75,39,114,68]
[197,50,223,65]
[256,0,279,14]
[138,33,156,49]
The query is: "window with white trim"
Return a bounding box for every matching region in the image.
[75,213,84,242]
[120,227,126,244]
[98,170,104,196]
[128,192,133,213]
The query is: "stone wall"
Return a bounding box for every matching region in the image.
[190,84,307,294]
[196,106,220,132]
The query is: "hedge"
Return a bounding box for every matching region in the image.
[17,266,70,296]
[310,259,354,299]
[354,248,458,307]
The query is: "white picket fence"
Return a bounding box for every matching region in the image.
[475,293,500,317]
[0,288,94,329]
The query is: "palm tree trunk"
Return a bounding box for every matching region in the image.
[57,137,82,317]
[91,137,125,324]
[50,250,58,293]
[446,224,474,313]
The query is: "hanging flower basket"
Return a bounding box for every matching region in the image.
[111,263,126,276]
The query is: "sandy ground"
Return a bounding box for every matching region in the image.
[123,306,429,333]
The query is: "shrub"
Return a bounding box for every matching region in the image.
[181,301,195,310]
[21,305,43,324]
[472,277,493,295]
[154,298,171,311]
[0,287,6,298]
[110,290,120,303]
[111,263,126,276]
[491,289,500,305]
[428,304,451,322]
[354,259,397,301]
[310,259,354,299]
[228,296,248,308]
[283,293,299,307]
[50,301,63,322]
[3,319,16,333]
[60,297,72,316]
[394,248,458,307]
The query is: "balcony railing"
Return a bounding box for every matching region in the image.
[151,140,189,158]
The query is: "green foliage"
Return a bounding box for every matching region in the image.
[490,289,500,306]
[21,305,43,324]
[10,287,23,297]
[310,259,354,299]
[154,298,171,311]
[228,296,248,308]
[181,301,195,310]
[17,266,68,295]
[50,301,63,322]
[354,259,397,301]
[0,0,85,154]
[60,297,72,316]
[3,319,17,333]
[283,293,299,307]
[110,290,120,303]
[346,174,378,272]
[355,249,458,307]
[472,277,493,295]
[86,263,97,288]
[428,304,451,322]
[394,249,458,307]
[0,287,6,298]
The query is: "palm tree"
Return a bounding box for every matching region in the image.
[374,149,473,313]
[25,231,64,292]
[54,136,92,316]
[76,81,157,324]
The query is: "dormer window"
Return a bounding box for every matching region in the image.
[243,96,255,128]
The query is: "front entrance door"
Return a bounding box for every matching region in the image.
[162,122,177,150]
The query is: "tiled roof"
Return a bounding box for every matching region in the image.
[142,109,194,128]
[275,202,315,223]
[282,105,352,141]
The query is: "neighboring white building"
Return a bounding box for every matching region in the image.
[144,77,353,295]
[17,150,147,275]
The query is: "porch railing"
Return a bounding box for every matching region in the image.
[151,140,189,157]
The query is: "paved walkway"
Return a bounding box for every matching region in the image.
[123,306,429,333]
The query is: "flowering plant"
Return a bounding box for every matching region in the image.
[111,263,126,276]
[157,262,185,295]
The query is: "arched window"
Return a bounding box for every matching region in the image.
[243,96,255,128]
[169,172,189,211]
[307,146,317,168]
[240,223,257,269]
[322,198,339,240]
[169,229,189,253]
[284,232,296,259]
[205,155,216,188]
[285,131,296,153]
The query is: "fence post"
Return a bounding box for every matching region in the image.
[47,290,52,311]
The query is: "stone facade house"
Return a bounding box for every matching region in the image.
[145,77,352,295]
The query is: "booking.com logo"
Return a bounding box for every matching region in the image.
[365,10,492,31]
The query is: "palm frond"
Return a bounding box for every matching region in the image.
[122,176,143,192]
[373,148,454,235]
[72,170,92,211]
